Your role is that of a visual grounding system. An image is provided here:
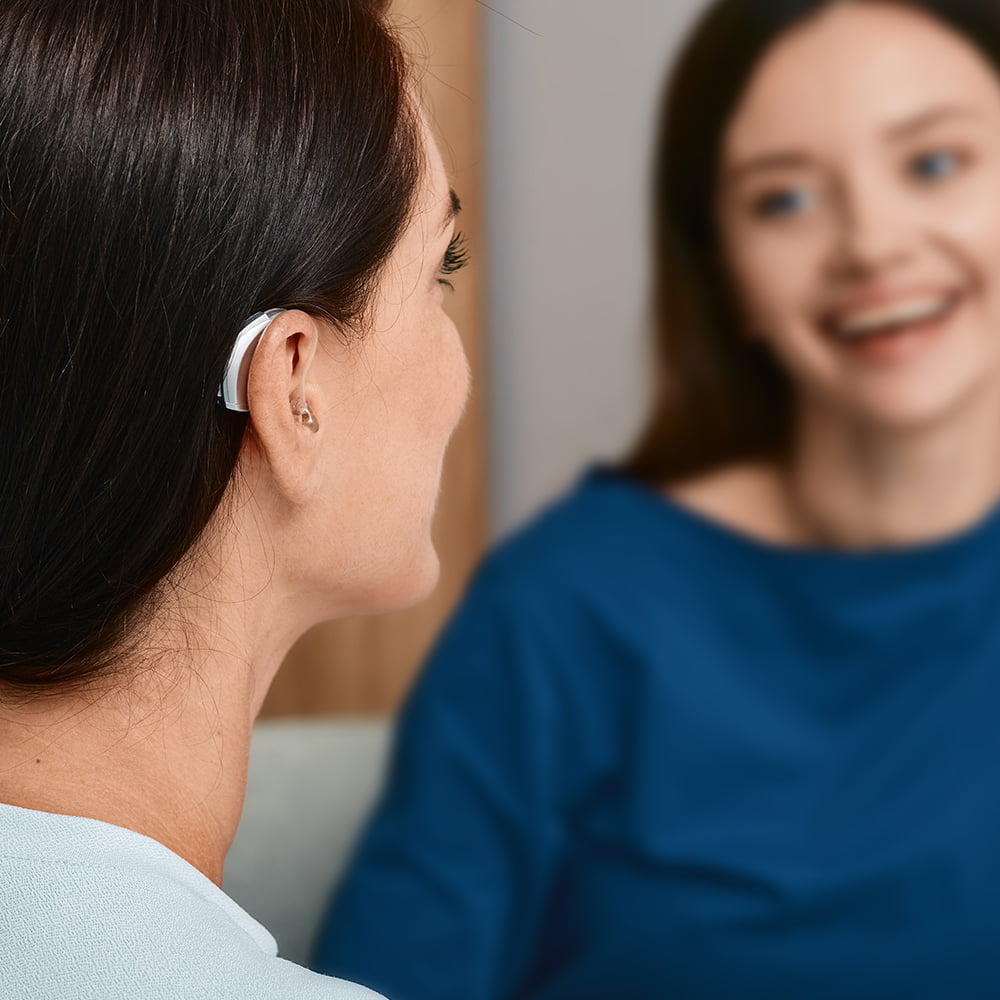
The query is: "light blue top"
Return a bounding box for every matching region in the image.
[0,801,384,1000]
[316,467,1000,999]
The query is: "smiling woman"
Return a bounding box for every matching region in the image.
[715,3,1000,441]
[630,0,1000,528]
[313,2,1000,998]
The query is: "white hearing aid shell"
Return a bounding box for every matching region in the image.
[218,308,286,412]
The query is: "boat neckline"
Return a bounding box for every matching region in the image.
[586,465,1000,568]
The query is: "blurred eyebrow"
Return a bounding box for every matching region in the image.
[725,152,816,187]
[885,104,982,139]
[724,106,983,188]
[440,189,461,232]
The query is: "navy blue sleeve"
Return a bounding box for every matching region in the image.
[312,561,592,1000]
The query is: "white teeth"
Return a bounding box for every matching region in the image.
[831,296,953,339]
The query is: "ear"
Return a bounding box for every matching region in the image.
[243,309,325,503]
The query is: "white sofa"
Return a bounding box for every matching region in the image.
[223,718,392,967]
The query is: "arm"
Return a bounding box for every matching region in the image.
[312,564,575,1000]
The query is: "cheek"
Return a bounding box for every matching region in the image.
[936,208,1000,295]
[441,317,471,421]
[726,229,825,331]
[928,156,1000,291]
[409,311,469,430]
[362,310,469,500]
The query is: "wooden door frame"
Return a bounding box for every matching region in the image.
[262,0,487,717]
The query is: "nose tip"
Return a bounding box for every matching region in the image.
[827,187,913,280]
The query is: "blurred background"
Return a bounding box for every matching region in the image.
[261,0,709,718]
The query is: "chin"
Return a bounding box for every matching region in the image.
[847,372,991,431]
[382,551,442,613]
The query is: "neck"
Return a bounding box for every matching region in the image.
[0,550,303,886]
[787,388,1000,548]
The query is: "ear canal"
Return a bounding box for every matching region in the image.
[288,323,319,432]
[291,399,319,433]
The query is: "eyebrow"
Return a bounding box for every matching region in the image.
[724,104,984,188]
[440,189,462,232]
[884,103,983,139]
[724,153,816,187]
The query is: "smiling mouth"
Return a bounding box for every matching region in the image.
[821,293,961,343]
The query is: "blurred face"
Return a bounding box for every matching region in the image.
[308,118,470,613]
[718,2,1000,429]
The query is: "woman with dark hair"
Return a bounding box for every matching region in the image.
[0,1,469,997]
[317,1,1000,997]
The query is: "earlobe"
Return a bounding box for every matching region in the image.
[243,309,325,502]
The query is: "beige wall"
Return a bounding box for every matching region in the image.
[484,0,710,537]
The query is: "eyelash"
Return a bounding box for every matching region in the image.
[438,232,469,291]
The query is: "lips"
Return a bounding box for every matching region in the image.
[819,291,961,344]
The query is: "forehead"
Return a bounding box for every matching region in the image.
[416,116,450,219]
[385,114,452,276]
[724,3,1000,161]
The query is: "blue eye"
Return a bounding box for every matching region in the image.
[911,150,961,181]
[752,188,813,219]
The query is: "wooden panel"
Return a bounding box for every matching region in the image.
[261,0,488,717]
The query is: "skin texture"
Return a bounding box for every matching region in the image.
[671,1,1000,548]
[0,117,469,885]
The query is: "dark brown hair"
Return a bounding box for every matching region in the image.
[625,0,1000,484]
[0,0,422,692]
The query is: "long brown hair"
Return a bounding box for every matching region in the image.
[625,0,1000,484]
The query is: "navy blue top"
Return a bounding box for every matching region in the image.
[315,468,1000,999]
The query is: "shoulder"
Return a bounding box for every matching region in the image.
[1,866,383,999]
[426,466,742,689]
[254,959,388,1000]
[668,460,798,545]
[475,466,681,599]
[412,470,660,708]
[0,810,384,1000]
[472,462,792,605]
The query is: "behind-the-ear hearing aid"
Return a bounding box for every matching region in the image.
[219,308,319,432]
[218,309,286,412]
